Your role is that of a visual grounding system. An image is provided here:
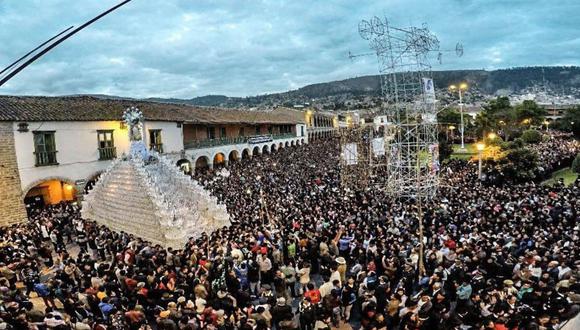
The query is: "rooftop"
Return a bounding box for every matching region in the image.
[0,95,305,125]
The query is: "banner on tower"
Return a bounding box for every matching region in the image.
[372,137,385,156]
[422,78,436,104]
[342,143,358,165]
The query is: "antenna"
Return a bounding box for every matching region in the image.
[0,0,132,87]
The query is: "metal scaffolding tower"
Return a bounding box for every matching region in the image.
[358,16,442,199]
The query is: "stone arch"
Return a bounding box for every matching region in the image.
[285,141,290,148]
[271,143,277,152]
[301,138,305,145]
[228,150,240,163]
[262,144,270,154]
[213,152,227,167]
[194,155,210,170]
[279,142,284,149]
[176,158,192,175]
[252,146,261,156]
[23,176,77,208]
[291,140,295,147]
[242,148,251,160]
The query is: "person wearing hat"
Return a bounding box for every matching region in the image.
[335,257,347,284]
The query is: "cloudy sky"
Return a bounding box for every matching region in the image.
[0,0,578,98]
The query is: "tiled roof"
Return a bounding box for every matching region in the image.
[0,95,305,125]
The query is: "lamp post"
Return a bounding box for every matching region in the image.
[448,125,456,141]
[450,83,468,150]
[476,142,485,180]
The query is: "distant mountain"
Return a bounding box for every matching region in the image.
[143,66,580,109]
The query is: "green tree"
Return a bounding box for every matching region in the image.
[494,147,540,182]
[521,129,543,144]
[572,153,580,174]
[438,131,453,162]
[554,106,580,137]
[514,100,547,125]
[437,108,462,126]
[476,96,518,141]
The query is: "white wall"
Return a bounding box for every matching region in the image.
[13,120,183,193]
[143,121,184,154]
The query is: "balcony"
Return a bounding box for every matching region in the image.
[98,147,117,160]
[184,133,295,149]
[35,150,58,166]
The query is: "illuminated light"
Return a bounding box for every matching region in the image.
[449,85,457,90]
[64,184,73,191]
[476,143,485,151]
[448,125,456,130]
[459,82,468,90]
[487,133,497,140]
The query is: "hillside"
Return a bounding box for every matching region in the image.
[86,66,580,110]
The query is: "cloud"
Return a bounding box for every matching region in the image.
[0,0,579,98]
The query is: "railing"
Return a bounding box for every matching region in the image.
[35,150,58,166]
[98,147,117,160]
[184,133,296,149]
[150,143,164,153]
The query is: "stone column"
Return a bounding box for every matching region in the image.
[0,122,28,226]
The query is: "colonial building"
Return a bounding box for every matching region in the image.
[304,109,338,140]
[0,95,326,226]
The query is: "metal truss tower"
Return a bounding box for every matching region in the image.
[358,16,441,199]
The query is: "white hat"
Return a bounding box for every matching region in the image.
[276,297,286,306]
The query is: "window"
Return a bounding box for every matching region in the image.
[301,126,304,137]
[33,131,58,166]
[220,127,226,138]
[268,126,273,134]
[207,127,216,140]
[149,129,163,153]
[255,126,260,135]
[239,127,245,137]
[97,130,116,160]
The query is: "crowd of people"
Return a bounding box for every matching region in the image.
[0,134,578,330]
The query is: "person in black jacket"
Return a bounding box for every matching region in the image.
[298,297,316,330]
[271,297,293,330]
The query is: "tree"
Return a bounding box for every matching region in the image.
[514,100,547,125]
[438,131,453,162]
[475,97,519,141]
[554,106,580,137]
[573,153,580,174]
[437,108,462,126]
[521,129,543,144]
[487,147,539,183]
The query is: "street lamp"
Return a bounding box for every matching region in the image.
[476,142,485,180]
[448,125,456,141]
[543,120,550,132]
[487,132,497,141]
[449,83,468,150]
